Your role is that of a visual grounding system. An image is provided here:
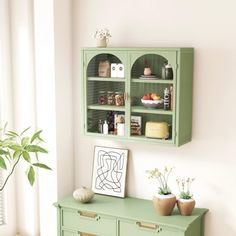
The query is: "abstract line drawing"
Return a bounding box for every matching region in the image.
[92,146,128,198]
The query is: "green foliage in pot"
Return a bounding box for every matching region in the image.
[176,177,195,199]
[0,123,51,192]
[146,166,174,195]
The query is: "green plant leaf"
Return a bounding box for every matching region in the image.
[2,138,15,147]
[20,126,31,136]
[7,131,19,137]
[0,149,8,155]
[0,156,7,170]
[13,150,22,159]
[3,122,8,133]
[22,151,31,163]
[33,163,52,170]
[21,137,30,147]
[27,166,35,186]
[30,130,42,143]
[25,145,48,153]
[9,145,22,151]
[35,152,39,161]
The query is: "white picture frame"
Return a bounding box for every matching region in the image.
[91,146,128,198]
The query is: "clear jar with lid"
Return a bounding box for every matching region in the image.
[107,91,115,105]
[115,92,124,106]
[98,91,107,105]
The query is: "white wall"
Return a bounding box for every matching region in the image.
[73,0,236,236]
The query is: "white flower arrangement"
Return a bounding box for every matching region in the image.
[93,28,111,39]
[146,166,174,195]
[176,177,195,199]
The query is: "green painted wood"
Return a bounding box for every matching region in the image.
[62,230,80,236]
[132,78,174,84]
[88,105,125,112]
[56,195,207,231]
[61,208,116,236]
[131,106,173,115]
[176,49,194,146]
[82,48,193,146]
[119,219,182,236]
[88,77,125,82]
[55,195,208,236]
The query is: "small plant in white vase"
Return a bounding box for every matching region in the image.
[93,28,111,48]
[146,166,176,216]
[176,177,195,216]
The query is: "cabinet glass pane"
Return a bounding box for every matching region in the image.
[131,54,170,79]
[131,82,174,109]
[87,54,124,78]
[130,112,173,141]
[87,81,125,106]
[87,110,125,136]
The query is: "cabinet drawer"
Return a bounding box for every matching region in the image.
[119,220,182,236]
[62,230,95,236]
[62,208,116,236]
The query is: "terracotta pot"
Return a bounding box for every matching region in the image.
[153,194,176,216]
[96,37,108,47]
[177,198,195,216]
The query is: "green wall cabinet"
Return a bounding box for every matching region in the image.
[55,195,208,236]
[82,48,193,146]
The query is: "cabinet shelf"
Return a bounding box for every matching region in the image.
[88,104,125,112]
[88,77,125,82]
[132,78,174,84]
[131,106,173,115]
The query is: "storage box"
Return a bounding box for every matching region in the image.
[111,63,124,78]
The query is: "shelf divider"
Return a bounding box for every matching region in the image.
[88,104,126,112]
[131,106,173,115]
[88,77,125,82]
[132,78,174,84]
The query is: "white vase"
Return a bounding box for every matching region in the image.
[96,37,108,47]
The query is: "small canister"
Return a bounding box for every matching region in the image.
[107,91,115,105]
[164,64,173,80]
[98,91,106,105]
[115,92,124,106]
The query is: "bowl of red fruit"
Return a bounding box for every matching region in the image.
[141,93,163,109]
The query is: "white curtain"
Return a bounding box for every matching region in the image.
[0,0,73,235]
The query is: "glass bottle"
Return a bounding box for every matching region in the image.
[107,91,115,105]
[98,119,103,133]
[98,91,106,105]
[115,92,124,106]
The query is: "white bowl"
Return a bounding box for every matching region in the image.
[141,99,164,109]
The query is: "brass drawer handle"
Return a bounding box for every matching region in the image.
[80,233,96,236]
[78,210,100,221]
[136,221,158,230]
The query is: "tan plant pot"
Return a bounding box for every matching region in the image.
[96,37,108,47]
[177,198,195,216]
[153,194,176,216]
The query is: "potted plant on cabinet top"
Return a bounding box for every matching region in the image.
[176,177,195,216]
[0,123,51,192]
[93,28,111,48]
[147,166,176,216]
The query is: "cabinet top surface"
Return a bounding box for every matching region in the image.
[55,194,208,230]
[82,47,193,51]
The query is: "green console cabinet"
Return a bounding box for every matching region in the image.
[82,48,194,146]
[55,194,208,236]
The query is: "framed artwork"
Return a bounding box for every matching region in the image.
[91,146,128,198]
